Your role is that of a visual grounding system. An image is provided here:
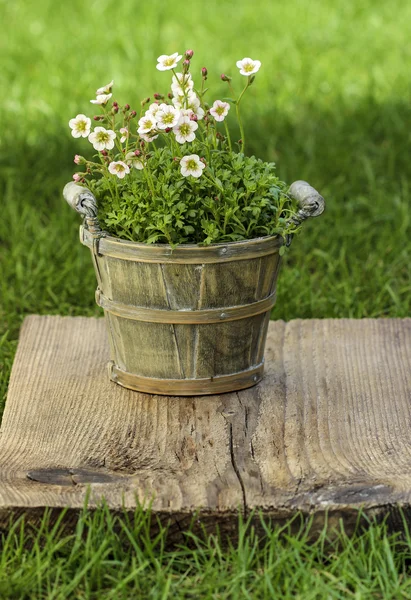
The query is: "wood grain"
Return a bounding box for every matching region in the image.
[2,316,411,540]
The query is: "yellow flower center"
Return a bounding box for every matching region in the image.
[243,62,254,72]
[162,113,175,124]
[164,57,175,66]
[216,106,225,115]
[77,120,87,132]
[179,123,190,135]
[97,131,109,142]
[186,159,197,170]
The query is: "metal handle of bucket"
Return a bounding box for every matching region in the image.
[286,180,325,245]
[63,182,103,238]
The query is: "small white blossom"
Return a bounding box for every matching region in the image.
[156,104,181,129]
[173,92,204,120]
[146,103,161,118]
[96,80,114,95]
[156,52,183,71]
[119,127,129,143]
[88,127,116,151]
[69,114,91,138]
[180,154,205,178]
[171,72,194,97]
[210,100,230,122]
[90,93,112,105]
[236,57,261,76]
[108,161,130,179]
[137,114,157,135]
[125,151,145,170]
[173,116,198,144]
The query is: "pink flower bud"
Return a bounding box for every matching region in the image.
[113,106,119,114]
[74,155,81,165]
[183,59,190,69]
[112,101,118,108]
[73,173,81,182]
[101,150,108,156]
[165,127,172,133]
[168,92,173,100]
[185,49,194,59]
[201,67,208,78]
[200,157,206,164]
[221,73,231,82]
[93,115,103,121]
[190,113,198,122]
[134,149,141,156]
[124,103,130,111]
[173,157,180,162]
[153,93,163,100]
[130,110,137,118]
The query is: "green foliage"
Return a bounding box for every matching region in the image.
[91,147,299,245]
[2,507,411,599]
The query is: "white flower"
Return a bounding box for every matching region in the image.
[180,154,205,178]
[108,161,130,179]
[137,114,157,135]
[209,100,230,122]
[146,103,161,118]
[173,116,198,144]
[173,92,204,120]
[125,151,145,170]
[96,80,114,94]
[156,104,181,129]
[119,127,129,143]
[139,132,159,143]
[236,57,261,76]
[88,127,116,151]
[171,72,194,97]
[90,93,112,105]
[69,114,91,138]
[156,52,183,71]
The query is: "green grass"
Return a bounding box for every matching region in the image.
[1,0,411,595]
[2,508,411,599]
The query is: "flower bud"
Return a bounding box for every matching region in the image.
[140,140,145,148]
[112,106,119,114]
[238,139,243,145]
[185,49,194,59]
[134,149,141,156]
[101,150,108,156]
[153,93,164,100]
[74,155,81,165]
[72,173,81,182]
[165,127,172,133]
[221,73,231,82]
[168,92,173,100]
[190,113,198,122]
[200,157,206,165]
[93,115,104,121]
[112,101,119,108]
[130,110,137,118]
[249,75,255,85]
[124,103,130,111]
[173,157,180,162]
[183,59,190,72]
[201,67,208,78]
[141,97,150,107]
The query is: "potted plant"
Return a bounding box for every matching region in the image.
[63,50,324,396]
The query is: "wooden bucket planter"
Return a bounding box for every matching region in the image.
[64,180,324,396]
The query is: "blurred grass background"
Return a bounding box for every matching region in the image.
[1,0,411,596]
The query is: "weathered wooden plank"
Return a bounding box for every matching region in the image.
[2,316,411,540]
